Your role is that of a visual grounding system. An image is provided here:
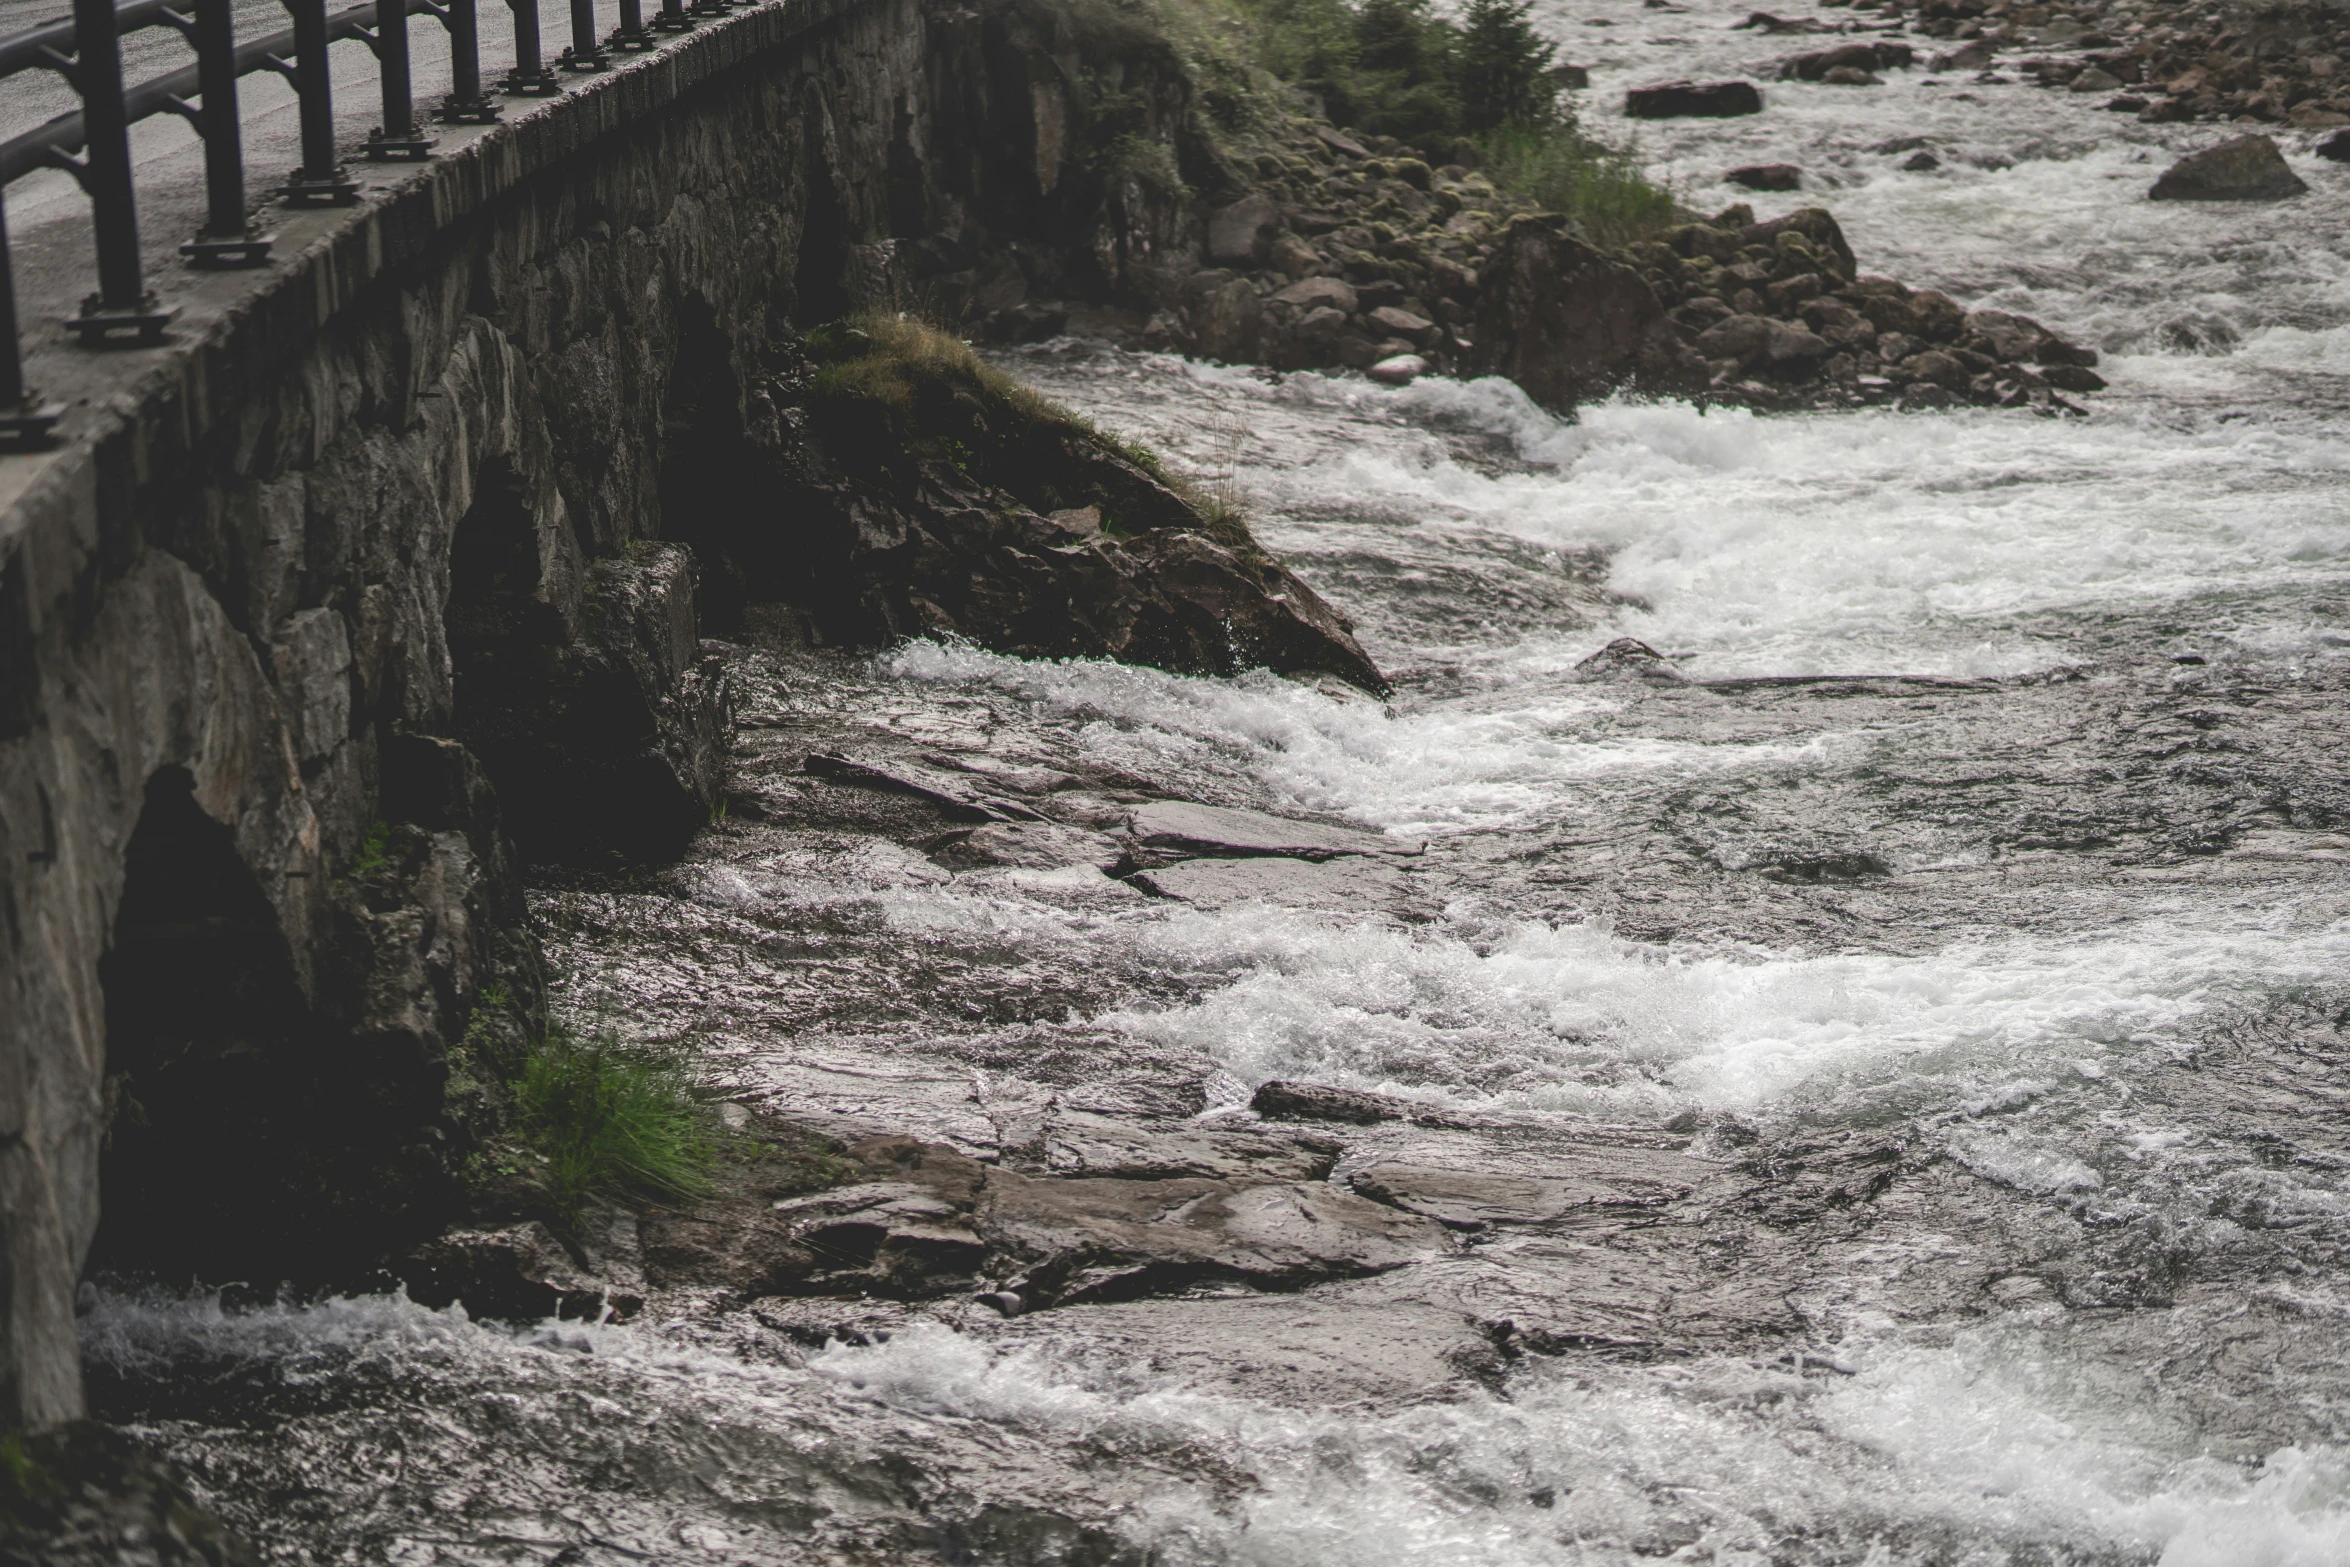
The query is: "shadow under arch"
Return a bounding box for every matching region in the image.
[90,769,447,1286]
[90,769,310,1282]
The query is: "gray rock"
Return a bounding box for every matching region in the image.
[1128,853,1421,912]
[1625,79,1765,117]
[1206,191,1282,265]
[1251,1079,1432,1125]
[2069,65,2123,92]
[983,1171,1452,1306]
[927,821,1120,870]
[1726,162,1801,190]
[401,1221,643,1322]
[1270,275,1360,314]
[1471,217,1707,412]
[1349,1149,1697,1232]
[806,752,1048,822]
[1574,637,1685,682]
[1367,353,1431,384]
[2150,134,2309,200]
[1126,799,1417,861]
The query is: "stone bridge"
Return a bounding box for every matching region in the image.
[0,0,1188,1427]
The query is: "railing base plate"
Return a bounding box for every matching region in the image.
[608,25,657,49]
[435,95,505,123]
[277,168,363,206]
[556,46,610,70]
[649,11,696,28]
[181,232,278,269]
[68,296,178,348]
[0,400,67,452]
[499,67,564,96]
[364,131,438,162]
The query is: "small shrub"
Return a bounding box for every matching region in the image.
[1475,122,1680,246]
[348,819,392,878]
[511,1029,717,1217]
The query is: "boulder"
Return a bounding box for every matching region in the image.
[1367,353,1430,384]
[1727,163,1802,191]
[1470,216,1708,412]
[1931,40,1996,70]
[1128,853,1420,912]
[1270,275,1361,314]
[1207,192,1282,265]
[1367,305,1439,346]
[2069,66,2123,93]
[1349,1149,1696,1231]
[1781,42,1898,80]
[1739,206,1857,278]
[1626,80,1764,118]
[2149,135,2309,200]
[804,752,1047,822]
[1187,276,1263,362]
[1251,1079,1428,1124]
[401,1221,643,1322]
[1761,322,1834,376]
[982,1172,1451,1307]
[1902,149,1941,171]
[1125,799,1417,861]
[2319,129,2350,163]
[1573,637,1685,682]
[1821,65,1881,86]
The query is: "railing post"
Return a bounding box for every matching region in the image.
[364,0,434,158]
[65,0,174,342]
[275,0,360,203]
[0,202,67,449]
[431,0,502,121]
[498,0,559,93]
[650,0,693,33]
[608,0,653,51]
[557,0,607,70]
[180,0,275,266]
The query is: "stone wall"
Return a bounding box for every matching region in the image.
[0,0,969,1429]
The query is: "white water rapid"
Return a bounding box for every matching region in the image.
[82,0,2350,1562]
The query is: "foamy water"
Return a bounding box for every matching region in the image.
[84,0,2350,1557]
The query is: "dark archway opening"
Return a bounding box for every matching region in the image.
[91,770,318,1283]
[794,134,853,327]
[443,458,581,863]
[656,298,791,638]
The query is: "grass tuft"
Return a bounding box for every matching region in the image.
[511,1029,717,1218]
[1472,124,1680,247]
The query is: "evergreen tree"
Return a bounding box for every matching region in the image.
[1456,0,1558,131]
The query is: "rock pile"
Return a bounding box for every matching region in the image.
[1626,207,2102,409]
[1852,0,2350,128]
[1136,119,2096,414]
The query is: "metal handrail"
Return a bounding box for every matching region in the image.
[0,0,700,449]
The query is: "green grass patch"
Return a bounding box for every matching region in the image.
[511,1029,718,1218]
[1473,124,1680,246]
[348,819,392,878]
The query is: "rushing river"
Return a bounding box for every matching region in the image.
[83,0,2350,1561]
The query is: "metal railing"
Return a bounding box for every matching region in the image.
[0,0,743,450]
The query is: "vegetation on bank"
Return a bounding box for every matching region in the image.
[1116,0,1677,241]
[808,314,1249,542]
[454,989,719,1225]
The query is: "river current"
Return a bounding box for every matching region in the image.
[80,1,2350,1561]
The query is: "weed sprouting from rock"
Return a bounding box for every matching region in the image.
[510,1029,717,1218]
